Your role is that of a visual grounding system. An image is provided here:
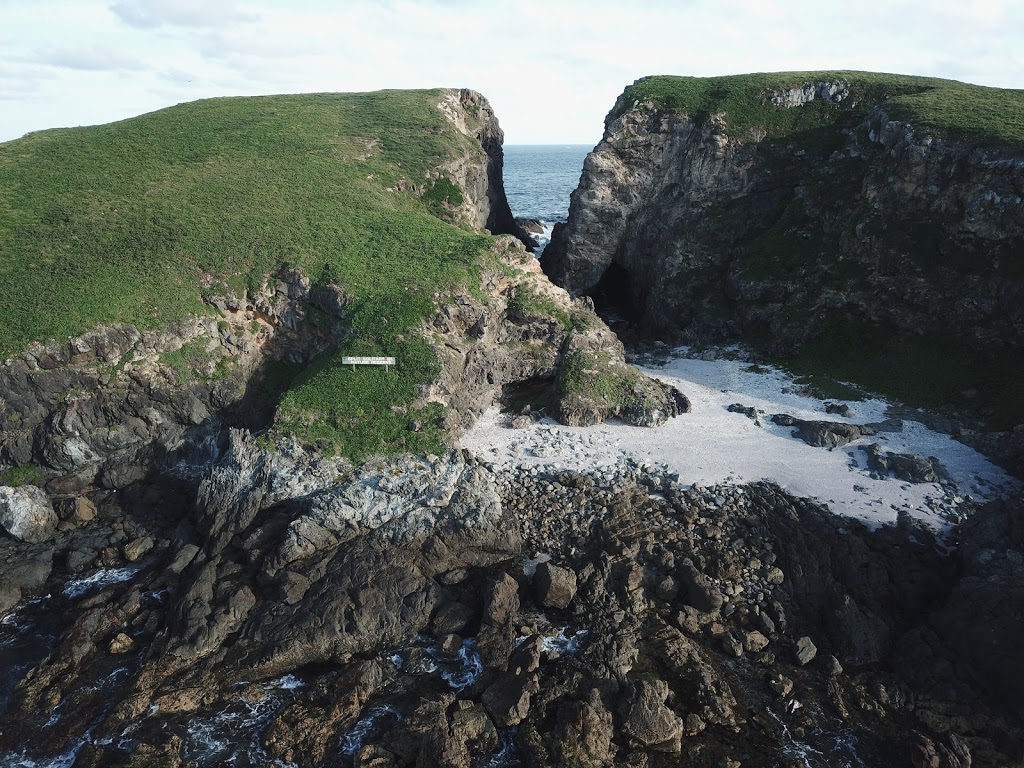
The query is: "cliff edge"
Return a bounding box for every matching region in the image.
[544,72,1024,430]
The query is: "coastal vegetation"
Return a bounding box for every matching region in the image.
[617,71,1024,147]
[0,90,494,458]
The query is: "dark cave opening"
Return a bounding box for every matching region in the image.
[588,261,641,333]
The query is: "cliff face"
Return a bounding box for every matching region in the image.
[436,89,520,238]
[544,75,1024,424]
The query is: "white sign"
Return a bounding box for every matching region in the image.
[341,356,396,371]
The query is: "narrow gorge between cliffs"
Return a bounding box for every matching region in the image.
[0,79,1022,768]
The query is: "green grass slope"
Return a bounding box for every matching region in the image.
[0,90,495,460]
[617,71,1024,147]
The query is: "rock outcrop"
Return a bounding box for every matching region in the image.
[543,74,1024,428]
[3,453,1019,767]
[0,484,58,544]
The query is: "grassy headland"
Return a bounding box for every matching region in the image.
[0,90,495,459]
[617,72,1024,147]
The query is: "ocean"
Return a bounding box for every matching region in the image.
[502,144,591,252]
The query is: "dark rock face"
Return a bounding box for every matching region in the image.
[931,494,1024,716]
[1,452,1022,767]
[543,81,1024,424]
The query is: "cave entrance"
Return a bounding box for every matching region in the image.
[588,261,640,331]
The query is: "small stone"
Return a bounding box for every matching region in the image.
[822,654,844,676]
[109,632,136,654]
[768,673,794,697]
[721,632,743,658]
[73,496,97,524]
[123,536,154,562]
[743,630,770,653]
[795,636,818,666]
[765,567,785,585]
[685,713,706,736]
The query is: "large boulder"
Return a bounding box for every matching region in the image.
[535,561,578,609]
[619,679,684,751]
[0,485,58,544]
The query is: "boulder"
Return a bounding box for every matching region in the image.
[771,414,876,449]
[0,485,58,544]
[534,561,578,609]
[795,636,818,666]
[482,671,539,726]
[677,560,724,613]
[619,679,684,751]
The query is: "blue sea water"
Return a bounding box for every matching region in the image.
[502,144,590,251]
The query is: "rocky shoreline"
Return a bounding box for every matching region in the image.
[0,433,1020,767]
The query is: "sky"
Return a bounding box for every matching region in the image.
[2,0,1023,145]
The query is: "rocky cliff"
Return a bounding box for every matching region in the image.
[544,73,1024,429]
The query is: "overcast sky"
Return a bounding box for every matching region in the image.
[2,0,1023,145]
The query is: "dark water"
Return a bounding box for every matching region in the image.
[503,144,590,250]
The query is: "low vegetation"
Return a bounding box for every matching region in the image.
[617,72,1024,147]
[0,90,496,459]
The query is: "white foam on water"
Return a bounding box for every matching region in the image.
[461,350,1020,531]
[183,690,287,767]
[267,674,305,691]
[63,566,141,599]
[441,638,483,691]
[540,627,588,656]
[478,727,521,768]
[340,704,403,757]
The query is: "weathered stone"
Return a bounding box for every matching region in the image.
[482,672,539,726]
[123,536,154,562]
[619,679,684,752]
[743,630,770,653]
[109,632,136,654]
[431,601,475,636]
[534,561,578,609]
[73,496,97,524]
[768,673,794,697]
[0,485,58,544]
[678,560,724,613]
[795,636,818,666]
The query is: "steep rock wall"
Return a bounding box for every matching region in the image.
[544,78,1024,425]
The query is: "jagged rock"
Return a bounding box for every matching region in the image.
[771,414,876,449]
[534,561,578,609]
[555,686,616,765]
[727,403,764,426]
[825,402,854,418]
[0,485,58,544]
[450,704,499,753]
[484,572,521,626]
[795,636,818,665]
[483,671,540,726]
[823,654,844,676]
[677,559,724,613]
[619,679,684,751]
[431,601,475,636]
[743,630,769,653]
[109,632,136,654]
[911,731,972,768]
[768,673,794,697]
[123,536,153,562]
[862,443,941,483]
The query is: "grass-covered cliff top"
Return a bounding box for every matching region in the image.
[0,89,499,460]
[0,89,490,359]
[616,72,1024,147]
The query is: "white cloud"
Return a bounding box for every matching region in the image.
[110,0,258,29]
[0,0,1022,144]
[37,45,147,72]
